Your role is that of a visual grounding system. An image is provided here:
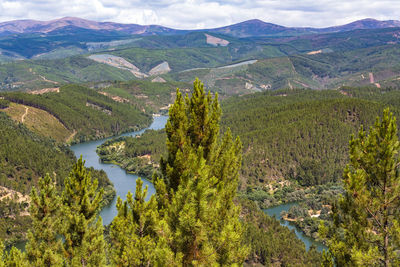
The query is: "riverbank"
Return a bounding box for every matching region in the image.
[96,128,166,179]
[263,202,328,252]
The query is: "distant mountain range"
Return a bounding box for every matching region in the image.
[1,16,400,92]
[1,17,400,37]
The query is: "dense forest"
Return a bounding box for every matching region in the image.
[1,16,400,265]
[221,88,392,187]
[99,87,400,187]
[97,129,167,178]
[240,198,321,266]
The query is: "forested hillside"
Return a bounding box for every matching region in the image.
[99,87,400,187]
[0,111,114,244]
[97,129,166,178]
[91,79,191,114]
[221,89,391,186]
[240,198,321,266]
[1,24,400,93]
[1,85,151,142]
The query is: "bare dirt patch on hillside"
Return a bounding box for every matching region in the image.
[149,62,171,76]
[205,34,229,46]
[88,54,148,78]
[0,186,30,216]
[29,87,60,94]
[99,91,130,103]
[307,50,322,55]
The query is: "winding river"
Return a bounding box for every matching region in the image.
[70,115,168,225]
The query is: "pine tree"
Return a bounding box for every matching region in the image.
[321,108,400,266]
[160,78,221,194]
[154,78,248,265]
[26,174,64,266]
[3,247,28,267]
[110,178,176,266]
[61,156,106,266]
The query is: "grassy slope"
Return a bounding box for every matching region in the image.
[2,102,72,142]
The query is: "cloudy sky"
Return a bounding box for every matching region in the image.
[0,0,399,29]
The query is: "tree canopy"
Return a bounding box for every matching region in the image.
[321,108,400,266]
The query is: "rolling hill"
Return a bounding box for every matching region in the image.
[1,84,151,142]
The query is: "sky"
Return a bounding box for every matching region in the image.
[0,0,399,29]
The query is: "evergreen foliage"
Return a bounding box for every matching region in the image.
[222,89,393,186]
[155,79,248,265]
[25,174,63,266]
[97,129,166,178]
[0,110,115,244]
[321,108,400,266]
[3,247,28,267]
[61,156,106,266]
[110,178,175,266]
[1,157,109,266]
[96,80,191,114]
[110,79,248,265]
[0,99,9,109]
[240,198,322,266]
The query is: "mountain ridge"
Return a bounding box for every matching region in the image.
[1,17,400,37]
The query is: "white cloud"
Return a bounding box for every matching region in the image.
[0,0,400,29]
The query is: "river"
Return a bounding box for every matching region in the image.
[264,203,328,252]
[70,115,168,225]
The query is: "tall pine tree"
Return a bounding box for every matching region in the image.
[321,108,400,266]
[154,78,248,265]
[26,174,63,266]
[61,156,106,266]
